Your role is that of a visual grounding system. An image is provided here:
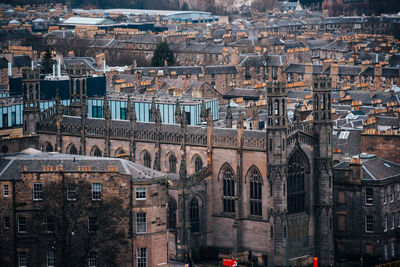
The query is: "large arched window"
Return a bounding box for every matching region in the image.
[169,154,177,173]
[190,198,199,233]
[143,151,151,168]
[248,166,262,216]
[194,156,203,172]
[167,199,177,230]
[91,146,102,157]
[220,163,235,213]
[66,144,78,155]
[287,150,309,214]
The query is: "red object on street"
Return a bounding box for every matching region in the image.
[313,257,318,267]
[223,259,238,267]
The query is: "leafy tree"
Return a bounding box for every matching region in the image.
[33,176,128,267]
[41,47,56,74]
[182,1,189,11]
[150,40,175,67]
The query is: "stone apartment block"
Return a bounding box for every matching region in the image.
[333,156,400,265]
[0,149,171,267]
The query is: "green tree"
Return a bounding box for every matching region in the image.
[41,47,56,74]
[182,1,189,10]
[151,40,175,67]
[33,177,128,267]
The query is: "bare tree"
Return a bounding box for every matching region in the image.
[32,176,128,267]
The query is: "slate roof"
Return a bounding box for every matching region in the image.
[205,65,237,74]
[0,148,167,181]
[13,55,31,68]
[389,53,400,67]
[63,57,98,71]
[0,57,8,69]
[332,129,361,157]
[223,88,261,100]
[0,28,32,41]
[239,55,264,67]
[265,55,286,67]
[362,157,400,181]
[284,63,323,74]
[306,39,330,50]
[321,40,349,52]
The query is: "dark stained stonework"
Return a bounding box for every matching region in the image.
[30,76,334,266]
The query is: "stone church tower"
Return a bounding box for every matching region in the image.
[68,63,87,117]
[22,67,41,135]
[312,75,334,265]
[266,81,288,265]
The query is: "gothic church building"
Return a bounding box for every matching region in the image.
[26,64,334,266]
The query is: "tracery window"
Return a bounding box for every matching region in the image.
[221,164,235,213]
[167,199,176,229]
[190,198,199,232]
[143,151,151,168]
[287,151,307,214]
[169,154,177,173]
[194,156,203,172]
[249,166,262,216]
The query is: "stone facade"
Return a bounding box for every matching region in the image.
[20,72,336,266]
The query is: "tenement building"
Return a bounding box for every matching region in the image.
[333,155,400,265]
[13,66,335,266]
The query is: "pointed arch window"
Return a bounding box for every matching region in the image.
[287,151,308,214]
[194,156,203,172]
[169,154,177,173]
[249,166,262,216]
[67,144,78,155]
[91,146,102,157]
[167,199,176,229]
[190,198,199,233]
[221,164,235,213]
[143,151,151,168]
[45,143,53,152]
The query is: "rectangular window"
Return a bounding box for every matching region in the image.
[88,217,97,233]
[137,248,147,267]
[136,213,147,234]
[92,183,101,200]
[391,213,395,229]
[3,184,9,197]
[67,183,76,201]
[92,106,102,118]
[384,188,387,204]
[391,241,396,258]
[19,252,27,267]
[33,183,42,201]
[365,215,373,233]
[4,217,10,229]
[18,216,26,233]
[398,211,400,228]
[46,216,55,233]
[384,214,388,232]
[365,188,373,205]
[89,252,97,267]
[11,111,16,126]
[47,249,55,267]
[136,188,146,200]
[120,107,126,120]
[390,185,394,202]
[384,244,388,260]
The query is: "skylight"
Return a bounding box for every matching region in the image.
[338,131,350,140]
